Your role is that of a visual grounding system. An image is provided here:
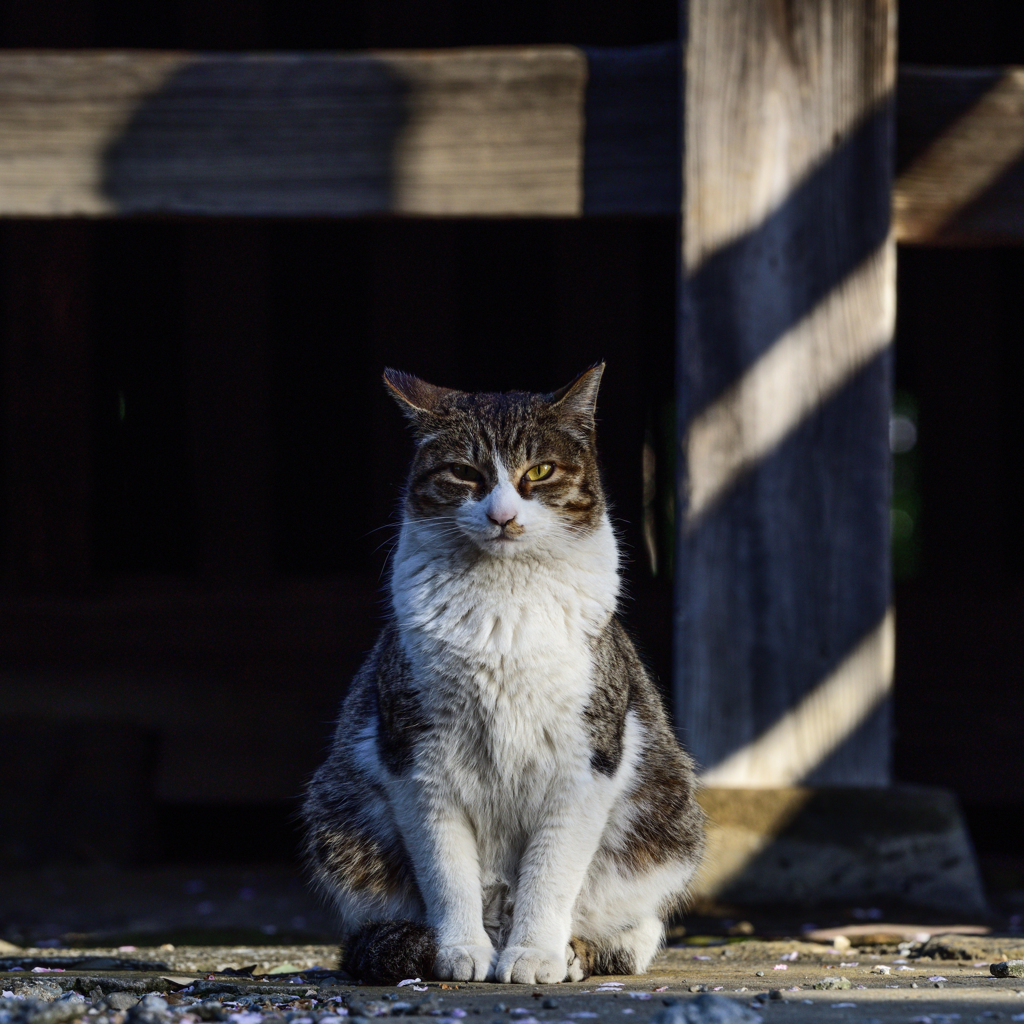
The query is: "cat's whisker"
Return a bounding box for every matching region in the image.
[362,522,403,539]
[377,542,399,583]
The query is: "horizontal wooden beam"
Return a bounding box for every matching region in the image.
[0,49,1021,243]
[0,48,586,216]
[895,67,1024,245]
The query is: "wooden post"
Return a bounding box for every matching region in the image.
[676,0,896,786]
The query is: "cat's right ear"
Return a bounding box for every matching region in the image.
[383,368,453,431]
[549,362,605,433]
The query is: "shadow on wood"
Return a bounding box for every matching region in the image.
[101,55,409,214]
[676,86,894,786]
[896,68,1024,245]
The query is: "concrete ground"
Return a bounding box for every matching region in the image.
[4,863,1024,1023]
[5,935,1024,1024]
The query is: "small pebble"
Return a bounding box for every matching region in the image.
[541,1000,558,1010]
[755,972,764,978]
[106,994,140,1012]
[813,977,852,991]
[992,963,1024,979]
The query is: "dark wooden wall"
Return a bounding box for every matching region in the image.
[0,0,1021,866]
[0,214,678,864]
[892,0,1024,861]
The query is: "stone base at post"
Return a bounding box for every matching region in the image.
[692,786,988,914]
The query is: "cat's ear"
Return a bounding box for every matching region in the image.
[549,363,605,431]
[383,368,454,428]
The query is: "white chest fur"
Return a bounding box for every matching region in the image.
[388,517,620,787]
[391,517,618,677]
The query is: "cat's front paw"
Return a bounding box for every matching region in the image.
[434,944,495,982]
[495,946,569,985]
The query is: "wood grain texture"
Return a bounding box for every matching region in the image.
[674,0,896,786]
[895,66,1024,245]
[0,49,585,216]
[0,48,1021,238]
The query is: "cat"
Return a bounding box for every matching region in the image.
[302,365,705,985]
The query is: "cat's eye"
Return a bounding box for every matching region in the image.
[450,464,483,482]
[524,463,555,482]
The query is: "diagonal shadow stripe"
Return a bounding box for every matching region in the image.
[895,68,1024,243]
[680,94,894,419]
[675,349,893,786]
[701,608,894,786]
[896,66,1004,174]
[685,243,894,522]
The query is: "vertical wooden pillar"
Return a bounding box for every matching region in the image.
[676,0,896,785]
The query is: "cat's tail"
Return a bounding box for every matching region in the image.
[341,920,439,984]
[568,936,638,979]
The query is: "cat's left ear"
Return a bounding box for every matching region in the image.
[549,363,605,432]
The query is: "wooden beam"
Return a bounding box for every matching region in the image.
[0,49,585,216]
[675,0,896,786]
[895,67,1024,245]
[0,49,1021,243]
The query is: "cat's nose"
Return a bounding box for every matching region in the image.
[485,485,520,527]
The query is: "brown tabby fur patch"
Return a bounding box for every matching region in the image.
[303,630,425,911]
[388,373,606,536]
[593,620,707,874]
[569,936,636,978]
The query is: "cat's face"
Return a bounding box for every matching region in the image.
[385,366,607,556]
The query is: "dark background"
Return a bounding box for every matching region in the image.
[0,0,1021,898]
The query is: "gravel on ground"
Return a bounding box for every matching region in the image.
[5,937,1024,1024]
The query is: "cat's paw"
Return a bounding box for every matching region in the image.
[495,946,569,985]
[434,944,495,982]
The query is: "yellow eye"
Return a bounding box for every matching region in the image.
[525,463,554,482]
[450,464,482,482]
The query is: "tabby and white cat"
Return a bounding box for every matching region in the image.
[302,366,704,985]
